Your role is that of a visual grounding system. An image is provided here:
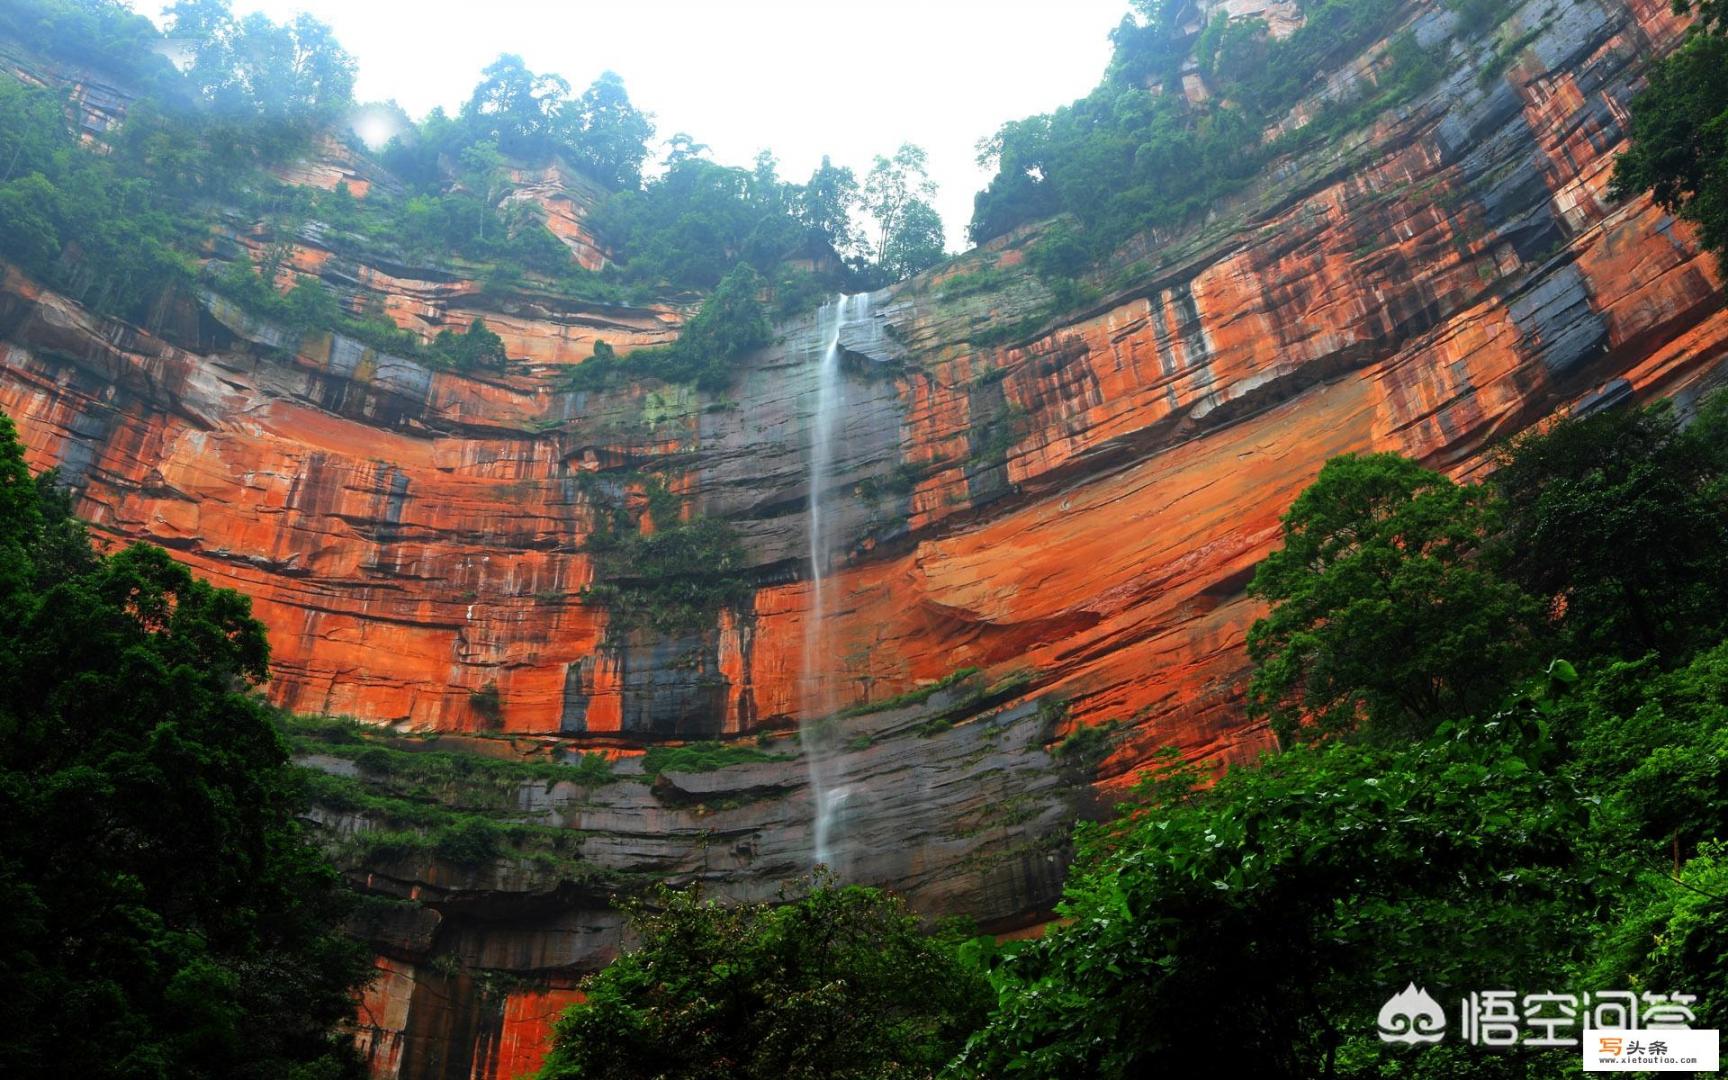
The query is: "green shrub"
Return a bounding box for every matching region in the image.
[565,265,772,391]
[470,682,504,728]
[640,741,791,777]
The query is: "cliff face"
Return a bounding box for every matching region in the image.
[3,0,1727,1075]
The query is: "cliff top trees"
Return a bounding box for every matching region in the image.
[0,411,371,1078]
[863,143,945,279]
[166,0,356,127]
[591,138,945,293]
[571,70,656,189]
[798,154,862,254]
[968,0,1446,256]
[457,57,655,189]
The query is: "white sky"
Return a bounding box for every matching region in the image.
[135,0,1127,251]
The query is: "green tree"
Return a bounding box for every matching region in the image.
[0,411,371,1079]
[595,157,766,287]
[798,155,861,254]
[671,263,772,389]
[538,879,989,1080]
[282,276,343,330]
[461,53,570,158]
[567,70,655,189]
[661,132,709,168]
[167,0,355,125]
[0,174,62,266]
[1610,30,1728,260]
[1488,401,1728,664]
[949,705,1598,1079]
[1246,453,1541,745]
[747,149,788,214]
[880,196,946,280]
[0,77,201,321]
[863,143,937,271]
[432,318,509,371]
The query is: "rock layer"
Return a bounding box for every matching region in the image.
[2,0,1728,1076]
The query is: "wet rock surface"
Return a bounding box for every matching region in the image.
[322,680,1089,1078]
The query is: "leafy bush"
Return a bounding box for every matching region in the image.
[835,667,982,719]
[639,741,790,777]
[583,514,756,635]
[469,681,504,727]
[539,880,990,1080]
[566,265,772,391]
[951,695,1599,1079]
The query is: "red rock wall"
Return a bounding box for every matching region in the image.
[353,955,582,1080]
[4,1,1727,1076]
[1,0,1723,768]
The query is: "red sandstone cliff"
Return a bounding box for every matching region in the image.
[3,0,1726,1075]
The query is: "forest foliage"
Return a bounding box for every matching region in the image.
[538,881,990,1080]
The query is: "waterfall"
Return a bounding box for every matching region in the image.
[801,292,867,871]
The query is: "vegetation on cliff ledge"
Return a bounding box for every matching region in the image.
[580,475,757,637]
[969,0,1513,284]
[564,264,773,391]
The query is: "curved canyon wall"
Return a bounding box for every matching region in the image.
[3,0,1728,1075]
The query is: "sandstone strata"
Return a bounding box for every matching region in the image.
[2,0,1726,1075]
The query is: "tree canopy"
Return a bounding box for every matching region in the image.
[167,0,356,126]
[1488,399,1728,663]
[0,0,947,391]
[1611,24,1728,261]
[1246,452,1541,745]
[538,879,990,1080]
[451,55,654,189]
